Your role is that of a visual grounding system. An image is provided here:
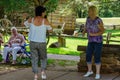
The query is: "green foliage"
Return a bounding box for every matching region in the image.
[99,0,120,17]
[0,0,58,16]
[110,1,120,17]
[99,9,113,17]
[0,0,120,17]
[45,0,59,14]
[0,0,29,14]
[70,0,120,18]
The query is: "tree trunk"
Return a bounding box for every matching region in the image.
[33,0,49,6]
[0,6,4,18]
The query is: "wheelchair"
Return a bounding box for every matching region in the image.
[5,43,31,64]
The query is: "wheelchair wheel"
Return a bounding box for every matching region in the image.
[6,53,12,63]
[21,53,31,64]
[6,53,31,64]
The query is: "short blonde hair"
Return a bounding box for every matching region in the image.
[89,5,97,12]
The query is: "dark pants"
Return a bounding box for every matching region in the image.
[86,42,103,64]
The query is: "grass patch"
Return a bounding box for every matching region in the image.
[47,37,88,56]
[47,29,120,55]
[47,59,78,67]
[104,30,120,37]
[47,48,80,56]
[47,59,55,65]
[103,30,120,44]
[58,60,66,66]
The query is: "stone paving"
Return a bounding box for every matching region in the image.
[0,54,120,80]
[47,54,80,61]
[0,68,120,80]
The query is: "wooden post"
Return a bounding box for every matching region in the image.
[58,36,66,47]
[106,32,112,44]
[113,25,116,30]
[0,6,4,18]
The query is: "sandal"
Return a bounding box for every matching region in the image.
[34,78,38,80]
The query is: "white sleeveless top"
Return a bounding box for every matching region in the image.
[24,18,52,43]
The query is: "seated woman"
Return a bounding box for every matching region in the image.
[1,27,25,64]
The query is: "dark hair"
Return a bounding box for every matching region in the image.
[35,6,46,16]
[44,15,47,18]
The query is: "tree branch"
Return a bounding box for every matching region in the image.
[33,0,40,6]
[43,0,49,5]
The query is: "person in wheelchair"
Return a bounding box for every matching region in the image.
[1,27,25,64]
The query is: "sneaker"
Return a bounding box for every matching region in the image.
[84,71,93,77]
[34,78,37,80]
[95,74,100,80]
[34,75,38,80]
[41,72,47,80]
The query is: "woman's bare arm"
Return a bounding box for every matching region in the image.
[44,19,52,33]
[24,17,32,27]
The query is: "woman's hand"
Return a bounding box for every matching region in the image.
[89,22,105,37]
[28,17,32,23]
[89,33,96,36]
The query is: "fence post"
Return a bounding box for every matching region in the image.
[106,32,112,44]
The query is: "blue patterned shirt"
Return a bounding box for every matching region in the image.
[86,17,103,43]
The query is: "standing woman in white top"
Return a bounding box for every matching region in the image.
[24,6,52,80]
